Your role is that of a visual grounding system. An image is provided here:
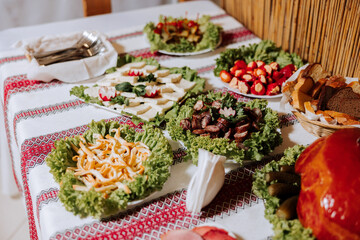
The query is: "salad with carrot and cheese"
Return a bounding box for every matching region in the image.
[45,120,173,218]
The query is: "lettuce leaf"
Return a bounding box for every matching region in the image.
[115,54,160,69]
[45,120,173,218]
[143,15,222,53]
[70,86,103,105]
[166,91,282,165]
[252,145,315,240]
[213,40,304,76]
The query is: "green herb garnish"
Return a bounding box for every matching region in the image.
[138,73,156,83]
[110,95,127,105]
[115,82,133,92]
[115,82,146,97]
[132,85,146,96]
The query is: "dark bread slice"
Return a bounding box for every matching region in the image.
[317,86,339,111]
[311,78,327,99]
[326,87,360,118]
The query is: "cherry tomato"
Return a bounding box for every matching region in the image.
[187,20,198,28]
[156,22,164,29]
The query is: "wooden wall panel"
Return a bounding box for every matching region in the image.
[82,0,111,17]
[219,0,360,77]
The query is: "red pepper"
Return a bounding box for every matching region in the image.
[276,77,288,86]
[266,83,281,95]
[247,61,257,70]
[154,28,161,34]
[253,68,266,78]
[250,80,266,95]
[230,65,239,75]
[272,71,284,81]
[128,70,143,76]
[144,87,159,98]
[258,75,267,84]
[234,69,246,78]
[241,73,255,84]
[219,70,232,83]
[269,62,280,71]
[238,81,250,94]
[255,60,265,68]
[98,87,116,101]
[263,65,273,75]
[280,64,295,78]
[234,60,247,69]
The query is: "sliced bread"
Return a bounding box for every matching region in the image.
[317,86,339,111]
[326,87,360,118]
[300,63,331,83]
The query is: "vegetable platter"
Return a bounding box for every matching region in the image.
[143,15,222,55]
[214,40,304,98]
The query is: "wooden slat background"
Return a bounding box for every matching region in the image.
[82,0,112,17]
[219,0,360,77]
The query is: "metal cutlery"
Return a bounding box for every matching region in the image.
[32,31,106,66]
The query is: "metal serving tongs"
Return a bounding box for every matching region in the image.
[32,31,106,66]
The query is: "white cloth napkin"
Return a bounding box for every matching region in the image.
[186,149,226,213]
[13,31,118,83]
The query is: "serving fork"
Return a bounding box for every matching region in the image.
[32,31,106,66]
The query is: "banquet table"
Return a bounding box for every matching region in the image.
[0,1,318,239]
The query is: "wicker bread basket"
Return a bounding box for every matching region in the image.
[292,111,357,138]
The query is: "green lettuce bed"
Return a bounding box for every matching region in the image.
[45,120,173,218]
[252,145,315,240]
[166,91,282,165]
[70,54,205,127]
[143,15,222,53]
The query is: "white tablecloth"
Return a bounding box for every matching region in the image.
[0,1,318,239]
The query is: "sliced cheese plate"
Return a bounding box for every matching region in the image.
[70,58,204,123]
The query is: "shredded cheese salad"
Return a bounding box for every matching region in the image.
[46,120,173,218]
[69,127,150,196]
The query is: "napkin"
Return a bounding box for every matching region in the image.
[13,31,118,83]
[186,149,226,214]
